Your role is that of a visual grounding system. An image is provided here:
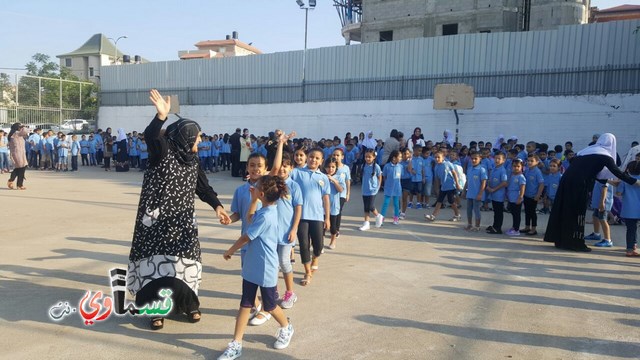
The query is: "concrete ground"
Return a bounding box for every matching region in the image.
[1,167,639,360]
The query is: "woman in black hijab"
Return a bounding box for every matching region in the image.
[127,89,231,330]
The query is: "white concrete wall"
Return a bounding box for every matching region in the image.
[98,93,640,150]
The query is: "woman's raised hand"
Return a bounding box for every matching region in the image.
[149,89,171,121]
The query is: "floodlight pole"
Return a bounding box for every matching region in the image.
[302,7,309,102]
[454,109,460,143]
[108,36,128,65]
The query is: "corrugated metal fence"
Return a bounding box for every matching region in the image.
[100,20,640,106]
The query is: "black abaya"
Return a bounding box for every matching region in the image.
[544,154,637,251]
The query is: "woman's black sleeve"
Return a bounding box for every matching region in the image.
[144,115,168,167]
[604,156,637,185]
[196,163,223,210]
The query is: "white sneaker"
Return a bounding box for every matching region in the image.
[280,291,298,309]
[274,320,294,350]
[399,212,406,220]
[374,214,384,228]
[218,340,242,360]
[359,221,370,231]
[425,214,435,221]
[449,215,461,222]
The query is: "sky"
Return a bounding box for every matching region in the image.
[0,0,637,73]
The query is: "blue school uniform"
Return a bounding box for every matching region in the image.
[289,167,331,221]
[345,149,356,167]
[222,141,231,153]
[617,175,640,219]
[411,157,424,183]
[489,165,508,202]
[323,147,333,160]
[231,181,262,235]
[71,140,80,156]
[198,142,208,158]
[362,163,381,196]
[382,162,403,197]
[336,164,351,199]
[590,182,614,211]
[507,174,526,203]
[129,139,138,156]
[435,161,456,191]
[88,139,97,154]
[545,172,561,200]
[243,205,279,288]
[422,156,434,180]
[524,167,544,198]
[139,142,149,160]
[329,174,346,215]
[57,141,69,157]
[466,165,488,200]
[376,147,384,166]
[80,140,89,155]
[277,177,303,245]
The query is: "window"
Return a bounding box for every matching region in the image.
[442,23,458,36]
[89,67,94,77]
[479,30,491,33]
[65,58,72,67]
[379,30,393,42]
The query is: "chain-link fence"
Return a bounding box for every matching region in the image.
[0,74,97,133]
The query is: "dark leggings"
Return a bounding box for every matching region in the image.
[9,166,26,187]
[297,220,324,264]
[81,154,88,166]
[336,197,346,231]
[492,200,504,231]
[330,215,338,235]
[104,156,111,169]
[523,196,537,227]
[510,202,522,230]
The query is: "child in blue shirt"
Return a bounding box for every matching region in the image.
[138,138,149,171]
[521,154,545,235]
[57,134,69,171]
[197,135,209,172]
[360,148,383,230]
[464,152,488,231]
[221,175,295,359]
[584,180,614,247]
[544,159,562,213]
[276,154,303,309]
[421,147,434,208]
[616,161,640,256]
[324,158,345,250]
[380,150,403,225]
[425,151,462,222]
[408,145,425,210]
[506,159,526,236]
[79,135,89,166]
[399,148,413,219]
[332,148,351,240]
[88,135,97,166]
[70,134,80,171]
[486,152,508,234]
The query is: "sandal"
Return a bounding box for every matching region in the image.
[17,186,26,190]
[189,309,201,323]
[300,274,312,286]
[150,317,164,330]
[626,250,640,257]
[526,230,538,236]
[7,181,14,189]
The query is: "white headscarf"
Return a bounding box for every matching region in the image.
[576,133,617,179]
[362,130,377,150]
[443,129,454,147]
[621,145,640,172]
[116,128,127,142]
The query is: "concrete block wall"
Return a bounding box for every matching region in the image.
[99,93,640,152]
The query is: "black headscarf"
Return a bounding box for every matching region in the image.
[7,122,22,141]
[165,118,201,165]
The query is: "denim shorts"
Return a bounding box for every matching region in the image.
[411,181,423,195]
[401,178,412,192]
[422,179,433,196]
[592,209,608,220]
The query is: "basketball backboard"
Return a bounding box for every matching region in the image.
[433,84,475,110]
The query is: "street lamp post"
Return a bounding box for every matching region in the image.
[108,36,128,65]
[296,0,315,102]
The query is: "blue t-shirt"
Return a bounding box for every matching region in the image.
[400,160,412,180]
[411,157,424,182]
[289,167,331,221]
[328,174,346,216]
[138,142,149,160]
[276,177,303,245]
[129,139,139,156]
[376,148,384,166]
[466,165,488,200]
[545,172,561,200]
[231,182,262,235]
[222,141,231,153]
[590,182,614,211]
[345,149,356,166]
[323,147,333,160]
[71,140,80,156]
[524,167,544,198]
[617,175,640,219]
[243,205,279,287]
[422,156,434,180]
[57,141,69,157]
[198,142,208,158]
[0,136,8,153]
[88,139,97,153]
[336,164,351,199]
[382,162,403,197]
[80,140,89,154]
[362,163,381,196]
[435,161,456,191]
[488,165,508,202]
[46,137,55,151]
[507,174,526,203]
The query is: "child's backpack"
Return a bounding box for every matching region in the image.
[453,163,466,189]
